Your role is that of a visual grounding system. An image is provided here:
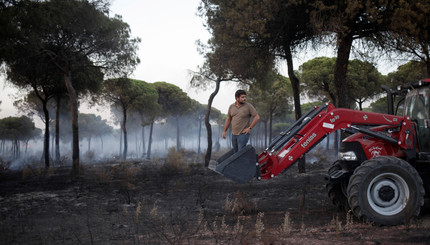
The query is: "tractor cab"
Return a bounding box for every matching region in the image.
[400,79,430,153]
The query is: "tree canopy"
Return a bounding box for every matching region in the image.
[385,0,430,76]
[0,0,140,177]
[153,81,192,150]
[0,116,40,159]
[299,57,384,110]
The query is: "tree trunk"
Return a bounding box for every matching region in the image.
[215,124,221,152]
[269,105,273,144]
[264,120,268,149]
[42,99,50,168]
[141,126,145,157]
[334,32,353,108]
[119,128,123,156]
[326,132,330,150]
[204,77,221,166]
[284,46,302,120]
[284,45,306,173]
[100,136,104,152]
[197,119,202,155]
[135,133,138,155]
[55,95,61,166]
[147,120,154,160]
[176,116,181,151]
[122,107,128,159]
[64,71,80,180]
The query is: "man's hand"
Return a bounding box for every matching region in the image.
[242,127,251,135]
[222,131,227,139]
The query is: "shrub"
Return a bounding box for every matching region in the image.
[165,147,187,171]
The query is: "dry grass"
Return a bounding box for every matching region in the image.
[165,147,187,170]
[96,168,111,184]
[255,212,265,239]
[21,164,55,181]
[330,215,343,232]
[224,190,258,215]
[346,210,354,230]
[281,211,293,235]
[21,165,35,180]
[7,157,430,244]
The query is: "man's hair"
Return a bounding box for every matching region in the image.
[235,90,247,98]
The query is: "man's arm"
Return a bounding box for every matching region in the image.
[222,116,231,139]
[243,114,260,134]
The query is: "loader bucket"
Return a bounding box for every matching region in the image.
[209,144,259,183]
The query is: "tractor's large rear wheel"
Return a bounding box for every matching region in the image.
[326,161,350,211]
[347,156,425,226]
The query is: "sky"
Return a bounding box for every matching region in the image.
[0,0,399,127]
[0,0,239,126]
[108,0,240,113]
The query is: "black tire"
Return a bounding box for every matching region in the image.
[347,156,425,226]
[326,161,350,211]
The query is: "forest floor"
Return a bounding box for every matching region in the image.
[0,149,430,244]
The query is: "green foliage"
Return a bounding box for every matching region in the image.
[153,81,192,118]
[347,60,385,109]
[301,102,324,113]
[248,73,293,122]
[388,1,430,76]
[131,80,160,125]
[369,97,388,114]
[299,57,385,109]
[0,116,39,142]
[104,78,155,159]
[104,78,147,114]
[1,0,140,172]
[272,122,292,137]
[299,57,337,104]
[248,73,293,142]
[209,107,225,128]
[153,81,193,150]
[386,61,427,88]
[198,0,314,116]
[79,113,113,141]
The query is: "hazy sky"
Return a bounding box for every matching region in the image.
[0,0,398,126]
[0,0,239,125]
[109,0,240,113]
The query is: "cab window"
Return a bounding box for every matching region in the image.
[403,87,430,120]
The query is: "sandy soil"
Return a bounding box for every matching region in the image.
[0,156,429,245]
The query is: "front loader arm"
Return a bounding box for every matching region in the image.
[258,103,415,179]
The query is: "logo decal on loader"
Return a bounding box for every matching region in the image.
[301,133,317,148]
[369,146,383,157]
[383,115,397,123]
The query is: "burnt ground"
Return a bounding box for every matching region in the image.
[0,153,430,245]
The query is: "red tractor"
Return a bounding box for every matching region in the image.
[211,78,430,226]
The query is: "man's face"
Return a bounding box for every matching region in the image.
[236,94,247,104]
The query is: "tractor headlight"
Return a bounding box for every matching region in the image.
[338,151,357,161]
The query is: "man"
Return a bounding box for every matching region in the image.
[222,90,260,152]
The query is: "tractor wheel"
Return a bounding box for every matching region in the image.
[326,161,350,211]
[347,156,425,226]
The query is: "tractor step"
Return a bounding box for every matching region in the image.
[208,144,259,183]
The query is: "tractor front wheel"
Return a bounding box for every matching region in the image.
[347,156,425,226]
